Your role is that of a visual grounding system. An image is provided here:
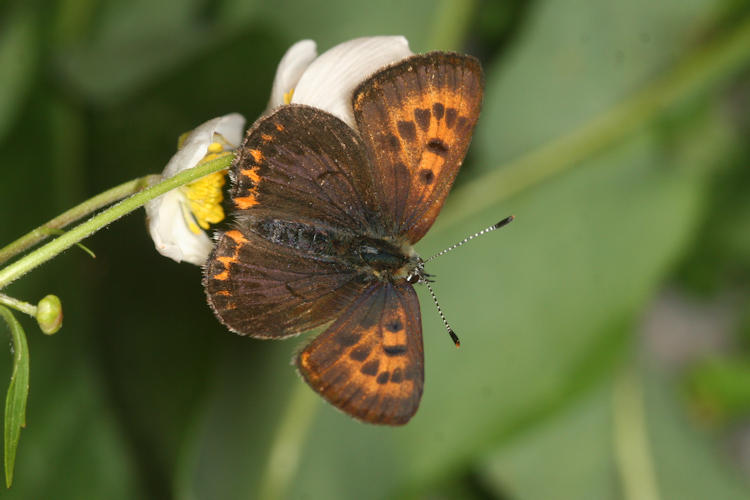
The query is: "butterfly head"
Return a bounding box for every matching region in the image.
[405,257,430,285]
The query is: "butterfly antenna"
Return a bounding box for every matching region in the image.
[422,279,460,348]
[425,215,515,263]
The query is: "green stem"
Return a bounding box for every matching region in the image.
[257,382,318,500]
[428,0,477,51]
[0,175,159,265]
[613,365,660,500]
[439,14,750,229]
[0,155,233,290]
[0,294,36,317]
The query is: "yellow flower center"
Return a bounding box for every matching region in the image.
[183,139,233,234]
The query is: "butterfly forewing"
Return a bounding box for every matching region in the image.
[230,105,383,235]
[297,282,424,425]
[352,52,484,243]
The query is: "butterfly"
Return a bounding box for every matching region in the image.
[203,51,484,425]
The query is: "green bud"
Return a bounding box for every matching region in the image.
[36,294,63,335]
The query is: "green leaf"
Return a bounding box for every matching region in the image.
[0,305,29,488]
[477,372,619,500]
[476,359,750,500]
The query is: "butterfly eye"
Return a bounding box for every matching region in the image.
[406,273,420,285]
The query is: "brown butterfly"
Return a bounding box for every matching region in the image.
[203,52,484,425]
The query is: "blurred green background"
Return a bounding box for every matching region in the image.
[2,0,750,498]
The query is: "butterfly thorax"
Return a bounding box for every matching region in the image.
[354,235,420,282]
[247,217,420,282]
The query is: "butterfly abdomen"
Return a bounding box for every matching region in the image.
[250,218,341,257]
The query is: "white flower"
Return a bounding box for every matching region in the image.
[146,113,245,265]
[268,36,414,128]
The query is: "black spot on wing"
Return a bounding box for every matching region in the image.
[361,359,379,376]
[456,116,471,134]
[397,120,417,141]
[349,344,371,362]
[385,133,401,151]
[426,138,449,156]
[414,108,431,131]
[432,102,445,120]
[383,345,407,357]
[419,169,435,185]
[386,319,403,332]
[445,108,458,128]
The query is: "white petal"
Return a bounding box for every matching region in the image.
[146,190,213,265]
[291,36,413,128]
[162,113,246,178]
[213,112,246,147]
[268,40,318,110]
[145,113,245,265]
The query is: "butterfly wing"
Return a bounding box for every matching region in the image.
[297,281,424,425]
[229,104,381,234]
[352,52,484,243]
[204,228,368,338]
[204,105,385,338]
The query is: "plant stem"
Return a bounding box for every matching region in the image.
[0,175,159,265]
[0,294,36,317]
[613,364,660,500]
[439,14,750,229]
[257,382,318,500]
[0,155,233,290]
[428,0,477,51]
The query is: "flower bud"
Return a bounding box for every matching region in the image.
[36,294,62,335]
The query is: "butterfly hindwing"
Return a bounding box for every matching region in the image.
[297,281,424,425]
[204,227,368,338]
[352,52,484,243]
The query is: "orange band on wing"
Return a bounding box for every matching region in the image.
[249,149,263,162]
[224,229,248,244]
[211,256,235,281]
[239,168,261,185]
[234,195,259,209]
